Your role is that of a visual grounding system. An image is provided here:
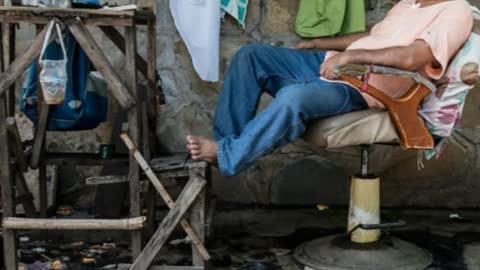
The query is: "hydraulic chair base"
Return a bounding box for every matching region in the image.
[294,146,432,270]
[294,234,432,270]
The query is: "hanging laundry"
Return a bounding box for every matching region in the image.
[295,0,366,38]
[170,0,220,82]
[221,0,249,28]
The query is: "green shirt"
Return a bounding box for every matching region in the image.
[295,0,366,37]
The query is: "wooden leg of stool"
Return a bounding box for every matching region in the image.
[39,163,48,218]
[1,99,18,270]
[190,166,207,268]
[16,173,37,218]
[130,174,207,270]
[145,183,156,240]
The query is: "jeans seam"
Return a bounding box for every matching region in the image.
[216,137,229,176]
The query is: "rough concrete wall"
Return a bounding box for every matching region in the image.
[155,0,480,208]
[12,0,480,210]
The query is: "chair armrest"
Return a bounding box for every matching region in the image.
[334,64,435,149]
[335,64,437,93]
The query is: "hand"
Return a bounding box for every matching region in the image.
[320,52,351,80]
[294,40,315,50]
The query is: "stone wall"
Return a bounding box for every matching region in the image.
[13,0,480,210]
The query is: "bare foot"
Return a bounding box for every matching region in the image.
[186,135,218,165]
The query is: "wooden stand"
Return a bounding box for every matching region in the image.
[121,134,212,270]
[0,6,158,270]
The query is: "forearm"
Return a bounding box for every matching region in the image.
[320,40,436,80]
[309,32,370,51]
[344,46,427,71]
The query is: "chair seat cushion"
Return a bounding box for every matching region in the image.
[303,109,398,149]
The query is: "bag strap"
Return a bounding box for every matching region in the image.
[39,19,67,63]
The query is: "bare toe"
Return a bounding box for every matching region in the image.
[187,144,200,150]
[185,135,218,165]
[186,135,198,144]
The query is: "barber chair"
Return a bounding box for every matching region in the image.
[293,7,480,269]
[294,64,443,270]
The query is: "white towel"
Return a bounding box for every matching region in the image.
[170,0,220,82]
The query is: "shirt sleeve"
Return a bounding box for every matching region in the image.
[417,3,473,80]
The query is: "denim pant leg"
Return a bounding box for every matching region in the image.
[213,43,325,140]
[217,80,368,176]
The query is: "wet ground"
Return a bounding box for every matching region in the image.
[12,207,480,269]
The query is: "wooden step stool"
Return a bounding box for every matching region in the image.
[121,134,214,270]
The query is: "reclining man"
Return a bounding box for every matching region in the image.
[186,0,473,176]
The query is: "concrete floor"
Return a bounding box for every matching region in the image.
[14,207,480,269]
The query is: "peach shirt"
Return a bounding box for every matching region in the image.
[326,0,473,108]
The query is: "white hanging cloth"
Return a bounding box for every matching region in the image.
[170,0,220,82]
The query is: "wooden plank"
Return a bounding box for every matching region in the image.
[86,175,127,185]
[3,216,146,230]
[141,105,150,165]
[146,20,157,120]
[150,157,208,172]
[0,98,17,270]
[189,167,206,267]
[3,16,134,26]
[145,19,160,179]
[0,23,52,98]
[125,24,142,259]
[121,133,211,261]
[15,173,38,217]
[0,14,12,270]
[149,157,190,172]
[6,117,28,172]
[1,19,18,269]
[67,19,135,110]
[205,198,216,238]
[190,190,206,266]
[45,152,129,166]
[155,170,189,179]
[38,163,47,218]
[49,165,59,209]
[30,103,48,170]
[8,25,15,116]
[144,182,156,240]
[3,23,15,116]
[129,174,207,270]
[0,6,154,19]
[30,24,48,173]
[85,17,134,26]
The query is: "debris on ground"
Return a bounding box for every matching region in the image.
[316,204,329,211]
[56,205,74,216]
[169,236,191,246]
[17,237,128,269]
[19,236,30,243]
[81,257,96,265]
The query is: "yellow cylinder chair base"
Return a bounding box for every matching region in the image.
[347,175,381,243]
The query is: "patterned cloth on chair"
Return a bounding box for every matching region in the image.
[419,6,480,159]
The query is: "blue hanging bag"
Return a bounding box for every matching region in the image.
[20,23,107,131]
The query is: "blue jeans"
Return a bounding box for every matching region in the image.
[213,43,367,176]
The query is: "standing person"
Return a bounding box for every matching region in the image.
[187,0,473,176]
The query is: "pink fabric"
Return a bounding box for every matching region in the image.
[326,0,473,108]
